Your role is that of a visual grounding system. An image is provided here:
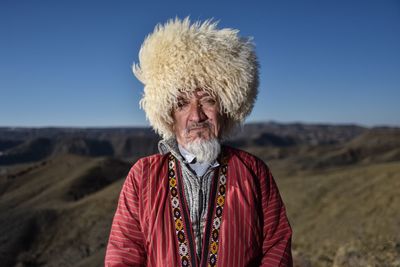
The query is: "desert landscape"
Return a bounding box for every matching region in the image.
[0,122,399,267]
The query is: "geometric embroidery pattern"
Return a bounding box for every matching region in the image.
[207,158,228,267]
[168,153,228,267]
[168,154,191,267]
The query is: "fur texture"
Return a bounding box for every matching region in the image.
[133,17,259,139]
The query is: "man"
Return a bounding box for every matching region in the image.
[105,17,292,266]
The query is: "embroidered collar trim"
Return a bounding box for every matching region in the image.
[168,153,228,267]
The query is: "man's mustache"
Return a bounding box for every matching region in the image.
[185,121,212,132]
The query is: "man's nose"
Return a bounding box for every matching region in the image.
[188,102,207,122]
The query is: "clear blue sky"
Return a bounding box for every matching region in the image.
[1,0,399,127]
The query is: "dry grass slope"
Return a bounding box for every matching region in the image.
[276,161,400,267]
[0,154,130,267]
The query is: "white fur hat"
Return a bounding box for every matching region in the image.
[133,17,259,139]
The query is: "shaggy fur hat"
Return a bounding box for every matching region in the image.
[133,17,259,139]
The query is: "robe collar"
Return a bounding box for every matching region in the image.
[158,139,219,177]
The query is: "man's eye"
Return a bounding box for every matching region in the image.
[202,98,216,106]
[177,101,188,109]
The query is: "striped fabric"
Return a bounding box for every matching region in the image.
[105,146,293,266]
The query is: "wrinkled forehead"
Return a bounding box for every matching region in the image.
[177,88,215,100]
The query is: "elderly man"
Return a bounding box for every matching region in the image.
[105,18,292,266]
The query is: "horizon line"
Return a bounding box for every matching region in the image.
[0,120,399,129]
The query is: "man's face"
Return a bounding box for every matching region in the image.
[172,90,221,148]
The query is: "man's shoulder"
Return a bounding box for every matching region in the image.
[134,152,169,165]
[223,145,267,169]
[128,153,170,173]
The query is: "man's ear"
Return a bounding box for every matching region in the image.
[218,113,228,138]
[169,121,175,132]
[169,109,176,124]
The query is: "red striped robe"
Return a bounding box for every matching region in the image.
[105,146,293,266]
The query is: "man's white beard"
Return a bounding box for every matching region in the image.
[185,138,221,163]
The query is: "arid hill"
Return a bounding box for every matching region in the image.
[0,123,399,267]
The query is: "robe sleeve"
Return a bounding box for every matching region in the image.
[259,163,293,267]
[105,160,147,267]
